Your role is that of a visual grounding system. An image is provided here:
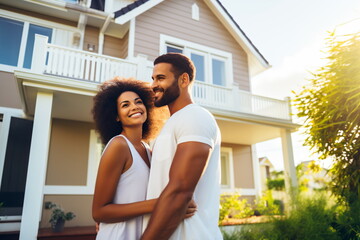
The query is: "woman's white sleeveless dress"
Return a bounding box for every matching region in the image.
[96,135,150,240]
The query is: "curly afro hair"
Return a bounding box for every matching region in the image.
[92,77,154,145]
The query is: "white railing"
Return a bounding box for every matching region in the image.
[32,35,291,120]
[32,35,152,83]
[193,81,291,120]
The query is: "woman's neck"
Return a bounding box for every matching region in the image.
[121,126,143,144]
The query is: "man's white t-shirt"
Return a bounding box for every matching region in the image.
[143,104,223,240]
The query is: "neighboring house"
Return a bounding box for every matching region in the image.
[259,157,275,192]
[298,160,330,192]
[0,0,300,238]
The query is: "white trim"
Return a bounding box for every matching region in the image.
[17,21,29,68]
[203,0,269,76]
[251,144,262,198]
[115,0,165,25]
[160,34,233,87]
[128,18,136,59]
[220,147,234,189]
[0,9,78,32]
[220,188,257,196]
[43,129,101,195]
[20,92,53,240]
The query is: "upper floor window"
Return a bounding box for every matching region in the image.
[0,17,53,69]
[161,35,233,87]
[0,10,78,72]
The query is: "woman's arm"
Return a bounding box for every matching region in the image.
[92,137,157,223]
[92,137,197,223]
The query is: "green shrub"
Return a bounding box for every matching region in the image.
[254,190,282,216]
[219,193,253,224]
[223,193,341,240]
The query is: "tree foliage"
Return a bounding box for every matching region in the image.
[293,30,360,204]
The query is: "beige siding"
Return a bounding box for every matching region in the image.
[46,119,93,186]
[83,26,99,53]
[222,143,255,189]
[40,195,94,228]
[0,4,77,27]
[0,72,22,109]
[134,0,250,90]
[103,31,129,59]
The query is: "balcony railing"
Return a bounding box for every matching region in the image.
[32,35,291,121]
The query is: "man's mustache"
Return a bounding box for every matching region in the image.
[152,87,164,93]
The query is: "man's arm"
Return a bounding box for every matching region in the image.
[141,141,211,240]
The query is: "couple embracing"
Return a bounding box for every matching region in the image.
[92,53,223,240]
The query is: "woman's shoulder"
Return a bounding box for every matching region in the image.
[103,135,129,155]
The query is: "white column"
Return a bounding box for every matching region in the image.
[19,92,53,240]
[136,54,149,82]
[251,144,262,198]
[128,18,136,59]
[280,129,298,192]
[32,35,48,74]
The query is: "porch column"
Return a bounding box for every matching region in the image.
[280,129,298,193]
[19,92,53,240]
[251,144,262,198]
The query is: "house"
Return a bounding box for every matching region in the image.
[0,0,300,238]
[259,157,275,192]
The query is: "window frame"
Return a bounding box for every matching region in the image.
[160,34,233,87]
[0,9,78,72]
[220,147,235,190]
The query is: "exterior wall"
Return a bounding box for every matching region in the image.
[222,143,254,189]
[40,195,94,228]
[0,4,77,27]
[0,72,22,109]
[134,0,250,90]
[46,119,93,185]
[103,31,129,59]
[83,26,100,53]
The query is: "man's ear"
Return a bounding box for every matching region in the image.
[179,73,190,87]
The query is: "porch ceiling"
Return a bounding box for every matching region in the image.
[216,118,282,145]
[15,71,98,123]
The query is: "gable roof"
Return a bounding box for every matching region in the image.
[114,0,270,76]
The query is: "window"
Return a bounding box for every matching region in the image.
[161,35,233,87]
[212,58,226,86]
[190,52,205,82]
[220,147,234,189]
[0,10,77,72]
[0,17,24,66]
[23,24,52,69]
[221,151,230,187]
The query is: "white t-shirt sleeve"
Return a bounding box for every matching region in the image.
[176,106,217,148]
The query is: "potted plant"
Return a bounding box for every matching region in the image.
[48,202,76,232]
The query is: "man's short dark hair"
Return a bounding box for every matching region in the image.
[154,53,196,82]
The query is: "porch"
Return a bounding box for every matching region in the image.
[31,35,292,121]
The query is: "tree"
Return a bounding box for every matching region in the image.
[294,29,360,205]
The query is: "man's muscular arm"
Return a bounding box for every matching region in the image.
[141,141,211,240]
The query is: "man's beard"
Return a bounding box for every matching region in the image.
[153,79,180,107]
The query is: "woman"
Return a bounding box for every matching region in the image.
[92,77,195,240]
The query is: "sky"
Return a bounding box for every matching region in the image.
[220,0,360,170]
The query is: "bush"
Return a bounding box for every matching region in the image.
[223,193,341,240]
[219,193,253,224]
[254,190,282,216]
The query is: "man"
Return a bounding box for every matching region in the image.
[141,53,223,240]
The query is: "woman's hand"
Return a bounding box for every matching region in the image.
[184,199,197,219]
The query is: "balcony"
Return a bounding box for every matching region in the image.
[30,35,291,121]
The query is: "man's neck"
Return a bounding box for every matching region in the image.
[168,96,193,116]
